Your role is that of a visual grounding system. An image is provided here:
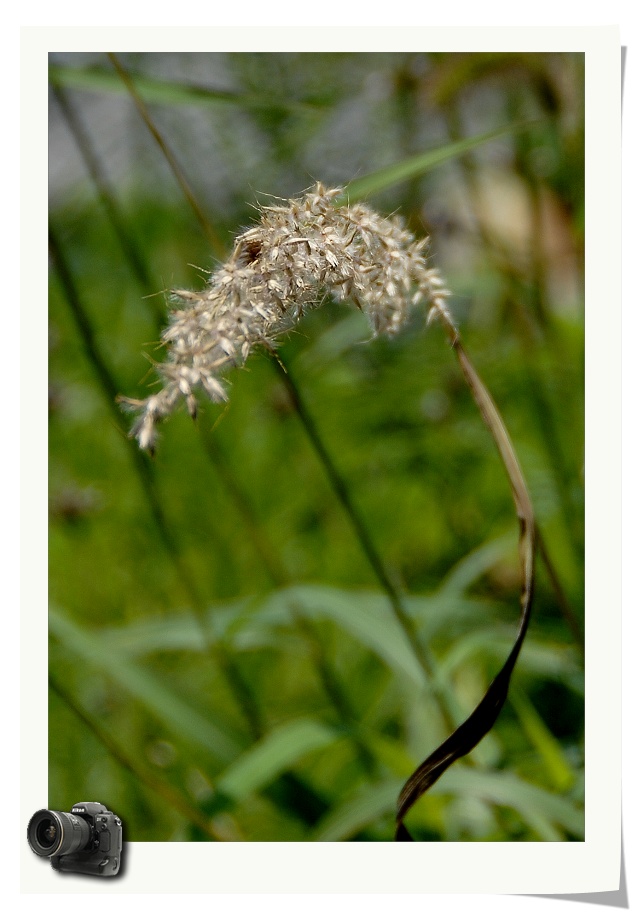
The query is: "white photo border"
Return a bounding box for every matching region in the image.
[21,26,621,895]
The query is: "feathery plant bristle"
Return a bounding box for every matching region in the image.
[121,182,450,451]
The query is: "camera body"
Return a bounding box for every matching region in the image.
[27,802,123,877]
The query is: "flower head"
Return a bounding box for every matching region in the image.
[122,182,450,451]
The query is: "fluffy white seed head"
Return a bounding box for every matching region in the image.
[122,183,450,451]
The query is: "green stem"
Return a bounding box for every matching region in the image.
[108,52,227,261]
[48,223,262,741]
[82,59,381,772]
[51,82,164,323]
[269,350,462,734]
[49,674,225,840]
[198,426,377,775]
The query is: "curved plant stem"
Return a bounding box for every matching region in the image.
[440,104,583,645]
[395,312,536,839]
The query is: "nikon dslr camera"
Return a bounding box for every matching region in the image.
[27,802,122,877]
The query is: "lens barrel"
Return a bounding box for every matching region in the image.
[27,810,91,858]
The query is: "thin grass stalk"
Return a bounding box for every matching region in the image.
[50,82,164,323]
[101,59,426,766]
[49,674,225,840]
[198,425,377,774]
[106,54,449,708]
[536,525,585,653]
[53,84,374,770]
[107,52,227,261]
[48,223,263,741]
[52,86,376,794]
[270,349,460,735]
[48,226,186,592]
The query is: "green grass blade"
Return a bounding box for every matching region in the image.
[312,778,400,841]
[216,718,340,801]
[436,767,584,839]
[97,600,251,655]
[437,532,516,596]
[339,121,540,203]
[511,690,576,793]
[267,585,427,686]
[438,627,583,689]
[49,607,240,763]
[94,585,508,687]
[313,765,582,841]
[95,585,427,686]
[48,63,323,114]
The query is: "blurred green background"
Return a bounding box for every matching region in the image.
[48,52,584,842]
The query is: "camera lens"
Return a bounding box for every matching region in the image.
[27,810,91,858]
[35,818,58,848]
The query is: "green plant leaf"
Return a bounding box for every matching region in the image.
[511,690,576,792]
[216,718,341,801]
[313,764,583,842]
[434,767,584,839]
[437,532,517,596]
[438,626,583,690]
[48,63,323,115]
[49,607,241,763]
[339,121,541,203]
[97,599,252,655]
[311,778,400,841]
[257,585,427,685]
[95,585,428,687]
[94,585,516,694]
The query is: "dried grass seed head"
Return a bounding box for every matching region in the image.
[123,182,450,451]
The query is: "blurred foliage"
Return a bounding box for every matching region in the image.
[48,51,584,842]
